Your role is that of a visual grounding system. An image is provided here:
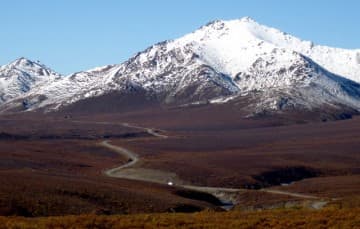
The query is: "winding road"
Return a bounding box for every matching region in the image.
[122,122,168,139]
[102,141,139,176]
[99,122,327,209]
[68,119,328,209]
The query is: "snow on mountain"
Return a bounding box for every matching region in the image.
[171,17,360,82]
[235,53,360,113]
[17,64,120,110]
[0,57,61,104]
[1,17,360,115]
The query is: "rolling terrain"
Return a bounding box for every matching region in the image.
[0,111,359,216]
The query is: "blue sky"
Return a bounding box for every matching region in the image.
[1,0,359,74]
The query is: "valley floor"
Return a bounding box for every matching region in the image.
[0,111,359,227]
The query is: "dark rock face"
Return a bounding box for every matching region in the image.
[110,42,238,106]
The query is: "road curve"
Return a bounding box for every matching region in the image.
[88,120,325,208]
[71,120,169,139]
[259,189,318,199]
[101,140,139,177]
[101,140,322,206]
[122,122,168,139]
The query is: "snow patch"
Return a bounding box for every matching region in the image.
[210,95,238,104]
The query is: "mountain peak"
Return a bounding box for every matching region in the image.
[1,57,43,73]
[238,16,257,23]
[1,18,360,115]
[172,17,360,82]
[0,57,62,105]
[9,57,48,69]
[1,57,61,78]
[10,57,36,68]
[203,16,257,29]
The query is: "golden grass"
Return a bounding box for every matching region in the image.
[0,208,359,229]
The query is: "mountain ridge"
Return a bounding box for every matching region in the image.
[0,57,61,105]
[1,17,360,117]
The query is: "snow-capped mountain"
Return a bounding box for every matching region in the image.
[0,57,61,105]
[1,17,360,115]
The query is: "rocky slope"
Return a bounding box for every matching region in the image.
[1,17,360,116]
[0,58,60,106]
